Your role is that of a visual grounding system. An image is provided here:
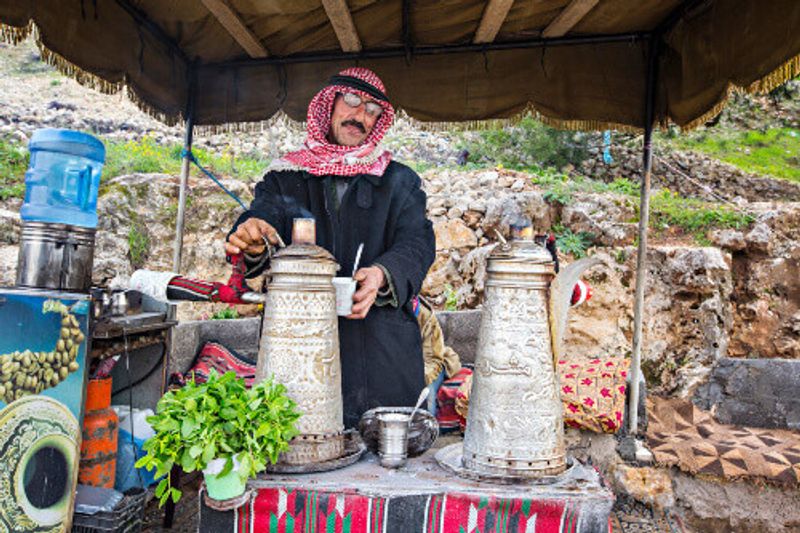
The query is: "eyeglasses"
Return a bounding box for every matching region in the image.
[340,92,384,118]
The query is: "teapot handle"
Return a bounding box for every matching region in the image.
[225,253,266,303]
[548,257,601,364]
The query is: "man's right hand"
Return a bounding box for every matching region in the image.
[225,218,280,256]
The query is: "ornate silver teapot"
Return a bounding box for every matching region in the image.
[254,225,345,466]
[462,226,597,479]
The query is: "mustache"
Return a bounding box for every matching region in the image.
[341,119,366,133]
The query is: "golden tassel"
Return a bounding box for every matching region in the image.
[682,52,800,132]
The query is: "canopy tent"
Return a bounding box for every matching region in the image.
[1,0,798,131]
[2,0,799,438]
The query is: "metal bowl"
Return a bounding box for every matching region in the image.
[359,406,439,458]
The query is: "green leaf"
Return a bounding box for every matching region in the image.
[155,478,168,498]
[181,449,196,472]
[220,407,237,420]
[202,442,216,464]
[136,369,300,488]
[170,487,182,504]
[181,418,198,438]
[219,457,234,477]
[134,456,151,469]
[240,453,253,477]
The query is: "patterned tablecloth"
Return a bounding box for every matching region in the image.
[199,449,614,533]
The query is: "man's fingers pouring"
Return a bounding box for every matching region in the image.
[252,219,280,245]
[226,218,278,255]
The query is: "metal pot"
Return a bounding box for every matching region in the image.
[255,241,345,465]
[16,221,95,292]
[460,229,601,480]
[462,234,566,478]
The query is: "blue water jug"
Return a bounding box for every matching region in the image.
[21,129,106,228]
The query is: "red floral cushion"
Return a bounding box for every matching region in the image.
[557,356,629,433]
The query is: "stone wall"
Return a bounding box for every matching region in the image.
[2,168,798,406]
[716,204,800,360]
[581,142,800,202]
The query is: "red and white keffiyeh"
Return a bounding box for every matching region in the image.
[270,67,396,177]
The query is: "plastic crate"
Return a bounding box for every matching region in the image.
[72,487,146,533]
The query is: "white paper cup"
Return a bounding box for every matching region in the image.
[332,277,357,316]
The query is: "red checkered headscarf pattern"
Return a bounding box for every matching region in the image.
[273,67,395,177]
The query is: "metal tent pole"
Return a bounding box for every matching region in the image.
[628,36,660,435]
[172,77,196,274]
[164,73,197,529]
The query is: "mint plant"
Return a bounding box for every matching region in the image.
[135,370,300,505]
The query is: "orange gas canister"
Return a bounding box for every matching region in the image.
[79,377,119,488]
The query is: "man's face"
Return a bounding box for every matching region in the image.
[328,93,380,146]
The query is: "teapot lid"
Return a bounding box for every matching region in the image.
[490,235,553,263]
[273,243,337,262]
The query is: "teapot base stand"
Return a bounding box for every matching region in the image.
[265,429,366,474]
[436,442,575,485]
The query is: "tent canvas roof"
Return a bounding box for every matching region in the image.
[1,0,798,131]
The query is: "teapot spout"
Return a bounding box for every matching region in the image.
[548,257,602,364]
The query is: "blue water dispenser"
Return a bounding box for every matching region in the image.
[20,129,105,228]
[16,129,105,292]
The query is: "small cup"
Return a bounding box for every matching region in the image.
[332,277,357,316]
[377,412,410,468]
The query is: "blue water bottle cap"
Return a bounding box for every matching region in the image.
[28,129,106,163]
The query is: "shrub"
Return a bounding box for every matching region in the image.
[211,307,240,320]
[127,224,150,268]
[459,115,591,171]
[553,225,594,258]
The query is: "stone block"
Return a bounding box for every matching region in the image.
[694,357,800,430]
[613,464,674,509]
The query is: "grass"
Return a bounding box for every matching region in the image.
[0,135,271,201]
[531,171,639,205]
[104,135,270,182]
[529,171,753,244]
[647,189,754,243]
[443,284,458,311]
[670,127,800,183]
[0,138,27,200]
[127,223,150,268]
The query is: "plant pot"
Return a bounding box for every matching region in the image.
[202,457,247,501]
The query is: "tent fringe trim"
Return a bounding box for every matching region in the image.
[193,111,306,136]
[391,106,644,134]
[681,52,800,131]
[193,106,643,136]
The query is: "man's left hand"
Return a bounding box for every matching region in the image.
[348,266,385,319]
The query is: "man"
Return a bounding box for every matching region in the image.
[225,67,436,428]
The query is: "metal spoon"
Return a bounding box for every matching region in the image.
[407,386,430,428]
[352,242,364,278]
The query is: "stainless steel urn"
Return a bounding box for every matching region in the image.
[16,221,95,292]
[255,241,345,465]
[462,231,566,478]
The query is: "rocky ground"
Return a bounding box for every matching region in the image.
[2,38,799,532]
